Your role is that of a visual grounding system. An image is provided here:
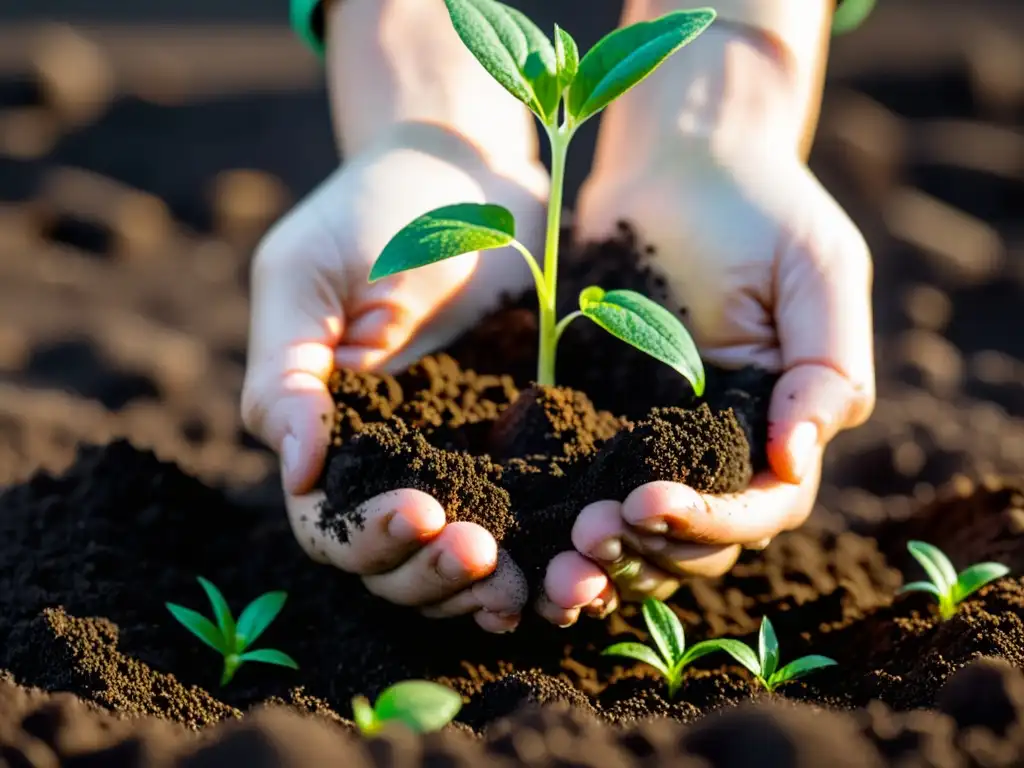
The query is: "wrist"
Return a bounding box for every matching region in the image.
[326,0,538,165]
[591,2,831,176]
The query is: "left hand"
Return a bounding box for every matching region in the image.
[535,140,876,627]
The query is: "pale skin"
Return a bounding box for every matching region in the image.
[242,0,875,632]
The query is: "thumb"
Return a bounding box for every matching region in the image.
[769,174,876,484]
[242,223,344,495]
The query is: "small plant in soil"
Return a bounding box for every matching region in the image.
[165,576,298,685]
[370,0,713,392]
[725,616,837,692]
[602,597,757,698]
[898,540,1010,621]
[351,680,463,735]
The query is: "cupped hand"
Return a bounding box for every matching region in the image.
[242,123,549,632]
[536,148,876,626]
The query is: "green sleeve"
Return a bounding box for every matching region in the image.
[291,0,326,57]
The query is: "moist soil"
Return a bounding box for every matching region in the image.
[3,3,1024,766]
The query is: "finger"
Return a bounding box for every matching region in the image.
[361,522,498,607]
[535,551,611,627]
[419,550,527,628]
[773,174,876,483]
[621,471,822,547]
[571,500,627,564]
[287,488,446,574]
[621,528,742,579]
[606,552,681,604]
[242,219,344,495]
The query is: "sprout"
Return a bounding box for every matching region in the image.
[352,680,463,735]
[602,597,755,698]
[726,616,837,692]
[165,576,298,685]
[898,540,1010,620]
[369,0,712,392]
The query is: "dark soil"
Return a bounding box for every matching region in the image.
[320,225,773,590]
[3,2,1024,766]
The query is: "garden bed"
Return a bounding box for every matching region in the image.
[3,3,1024,766]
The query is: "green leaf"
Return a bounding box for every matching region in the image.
[690,639,761,676]
[351,695,379,735]
[373,681,463,733]
[906,541,958,595]
[603,642,671,679]
[954,562,1010,603]
[769,655,837,687]
[166,603,225,654]
[758,617,780,680]
[443,0,559,122]
[641,598,685,666]
[369,203,516,284]
[579,287,705,395]
[554,24,579,89]
[832,0,877,35]
[235,591,287,650]
[238,648,299,670]
[897,580,944,599]
[566,9,715,125]
[196,577,236,649]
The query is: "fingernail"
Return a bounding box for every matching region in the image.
[281,434,301,488]
[437,551,468,581]
[593,538,622,562]
[387,511,421,543]
[636,518,668,535]
[787,422,820,483]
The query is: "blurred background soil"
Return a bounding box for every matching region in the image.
[0,0,1022,535]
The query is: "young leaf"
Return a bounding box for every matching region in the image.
[166,603,225,654]
[641,598,684,666]
[954,562,1010,602]
[351,695,379,734]
[770,656,837,687]
[579,287,705,395]
[683,638,760,676]
[373,681,463,733]
[603,642,671,679]
[554,24,579,88]
[907,541,958,594]
[370,204,516,284]
[235,591,287,650]
[566,9,715,125]
[897,580,944,598]
[758,617,780,680]
[238,648,299,669]
[443,0,559,122]
[197,577,235,645]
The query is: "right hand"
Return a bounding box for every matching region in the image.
[242,123,549,632]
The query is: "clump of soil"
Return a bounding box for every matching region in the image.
[318,226,775,590]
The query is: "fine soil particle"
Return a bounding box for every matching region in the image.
[320,226,771,591]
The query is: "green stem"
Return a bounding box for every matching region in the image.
[537,126,571,386]
[510,239,549,308]
[553,310,583,348]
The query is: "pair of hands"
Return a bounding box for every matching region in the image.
[241,119,874,633]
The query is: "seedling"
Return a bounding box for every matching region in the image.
[165,576,298,685]
[370,0,713,392]
[898,540,1010,621]
[725,616,837,692]
[602,597,757,698]
[352,680,463,735]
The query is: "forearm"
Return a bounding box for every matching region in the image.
[593,0,832,174]
[323,0,538,162]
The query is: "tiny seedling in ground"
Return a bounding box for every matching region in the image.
[165,576,298,685]
[602,597,757,698]
[898,540,1010,620]
[370,0,713,392]
[352,680,463,735]
[725,616,837,692]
